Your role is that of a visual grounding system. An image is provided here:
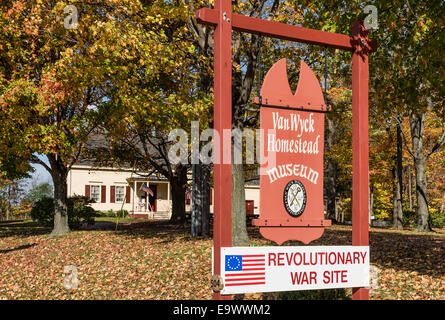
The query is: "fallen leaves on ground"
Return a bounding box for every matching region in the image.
[0,220,443,300]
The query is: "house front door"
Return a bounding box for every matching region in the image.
[148,185,157,212]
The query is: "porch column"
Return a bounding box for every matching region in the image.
[133,180,136,213]
[146,181,149,213]
[167,181,170,212]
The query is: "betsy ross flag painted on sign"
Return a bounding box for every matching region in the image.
[224,254,266,287]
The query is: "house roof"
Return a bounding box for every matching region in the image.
[127,175,168,182]
[245,178,260,187]
[76,133,261,187]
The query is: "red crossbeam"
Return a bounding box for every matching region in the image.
[196,8,377,52]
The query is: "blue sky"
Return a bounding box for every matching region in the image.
[26,154,53,187]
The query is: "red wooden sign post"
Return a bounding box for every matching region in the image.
[197,1,376,300]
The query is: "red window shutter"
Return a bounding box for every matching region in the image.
[101,185,106,203]
[85,185,90,199]
[246,200,254,215]
[110,186,115,203]
[125,186,131,203]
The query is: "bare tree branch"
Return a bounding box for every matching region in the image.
[426,130,445,159]
[30,155,52,174]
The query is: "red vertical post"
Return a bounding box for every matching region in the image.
[213,0,232,300]
[351,20,370,300]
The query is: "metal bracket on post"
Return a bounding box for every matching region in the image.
[210,274,224,293]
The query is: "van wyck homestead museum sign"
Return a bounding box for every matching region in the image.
[197,0,376,300]
[252,58,331,245]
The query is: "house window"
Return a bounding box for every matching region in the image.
[91,185,100,203]
[115,186,125,203]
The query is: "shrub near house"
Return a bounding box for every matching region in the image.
[31,196,97,229]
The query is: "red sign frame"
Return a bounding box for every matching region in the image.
[196,1,376,300]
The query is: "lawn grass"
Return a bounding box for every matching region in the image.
[0,219,443,300]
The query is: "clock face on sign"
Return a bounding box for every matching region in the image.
[283,180,307,217]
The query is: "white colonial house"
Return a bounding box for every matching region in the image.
[67,163,260,219]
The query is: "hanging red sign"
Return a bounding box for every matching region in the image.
[253,59,331,245]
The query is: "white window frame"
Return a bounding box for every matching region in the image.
[91,185,101,203]
[115,186,125,203]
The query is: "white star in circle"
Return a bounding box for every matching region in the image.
[227,256,241,270]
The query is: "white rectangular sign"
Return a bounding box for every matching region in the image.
[219,246,369,295]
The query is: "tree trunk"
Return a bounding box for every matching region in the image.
[414,158,431,231]
[192,163,202,235]
[201,164,211,237]
[393,123,404,230]
[440,191,445,215]
[408,164,413,210]
[192,163,211,237]
[6,185,10,221]
[5,203,9,221]
[392,167,404,229]
[413,156,431,231]
[187,11,213,238]
[170,165,188,224]
[369,184,374,223]
[229,116,250,245]
[231,162,250,246]
[48,155,70,237]
[409,113,432,232]
[325,117,337,221]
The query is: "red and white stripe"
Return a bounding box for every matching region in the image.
[224,254,266,287]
